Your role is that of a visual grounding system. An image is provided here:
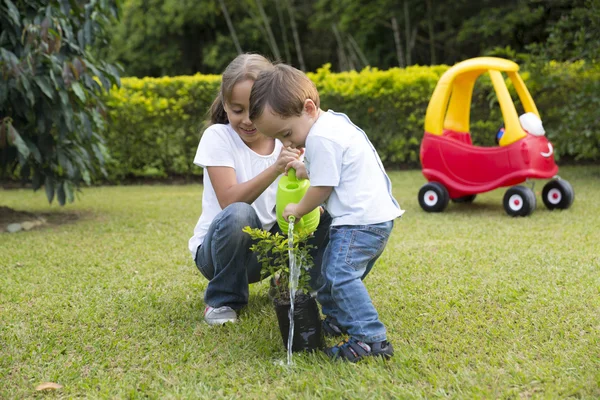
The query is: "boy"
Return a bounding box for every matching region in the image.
[249,64,404,362]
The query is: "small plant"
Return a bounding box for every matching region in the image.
[242,226,314,301]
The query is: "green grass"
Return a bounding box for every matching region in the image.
[2,165,600,399]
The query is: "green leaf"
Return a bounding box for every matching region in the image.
[57,181,66,206]
[91,143,104,164]
[8,124,31,159]
[81,113,92,139]
[45,175,55,203]
[59,90,69,106]
[35,77,54,100]
[59,0,71,15]
[4,0,20,26]
[71,82,86,102]
[0,82,7,104]
[32,170,43,191]
[20,76,35,106]
[81,168,91,185]
[65,181,75,203]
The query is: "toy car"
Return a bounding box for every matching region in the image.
[418,57,574,216]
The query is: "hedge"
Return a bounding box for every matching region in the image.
[102,62,600,181]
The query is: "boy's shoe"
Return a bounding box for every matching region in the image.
[322,316,346,337]
[204,305,237,325]
[325,337,394,362]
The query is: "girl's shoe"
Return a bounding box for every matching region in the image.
[204,305,237,325]
[325,337,394,362]
[322,316,345,337]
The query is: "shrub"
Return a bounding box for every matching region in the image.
[103,74,220,180]
[98,62,600,182]
[242,226,314,301]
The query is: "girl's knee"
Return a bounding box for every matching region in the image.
[221,203,261,233]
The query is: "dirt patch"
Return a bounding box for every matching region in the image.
[0,206,82,233]
[0,207,40,225]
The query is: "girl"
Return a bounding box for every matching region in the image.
[188,54,330,325]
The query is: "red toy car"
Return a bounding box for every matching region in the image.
[418,57,574,216]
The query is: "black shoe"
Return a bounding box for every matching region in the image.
[325,337,394,362]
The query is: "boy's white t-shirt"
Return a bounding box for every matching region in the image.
[304,110,404,226]
[188,124,283,257]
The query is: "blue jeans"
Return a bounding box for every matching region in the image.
[317,221,393,343]
[195,202,331,310]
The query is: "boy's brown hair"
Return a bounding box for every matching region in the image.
[249,63,320,121]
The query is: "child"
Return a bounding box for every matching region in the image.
[249,64,404,361]
[188,54,331,325]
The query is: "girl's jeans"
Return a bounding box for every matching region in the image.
[195,202,331,310]
[317,221,393,343]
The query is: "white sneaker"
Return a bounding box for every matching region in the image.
[204,305,237,325]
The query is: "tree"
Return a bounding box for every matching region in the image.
[0,0,120,205]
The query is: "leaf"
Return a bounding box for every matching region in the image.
[59,0,71,15]
[65,181,75,203]
[34,77,54,100]
[19,76,35,106]
[4,0,20,26]
[32,170,43,191]
[91,143,104,164]
[82,169,90,185]
[45,175,55,203]
[81,113,92,139]
[35,382,63,391]
[0,120,6,148]
[57,181,66,206]
[8,124,31,159]
[83,20,92,46]
[0,81,7,104]
[71,82,86,102]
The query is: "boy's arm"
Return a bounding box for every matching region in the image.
[284,186,333,221]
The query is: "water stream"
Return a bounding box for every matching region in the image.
[287,216,299,366]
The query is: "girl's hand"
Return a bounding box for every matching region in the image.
[285,160,308,179]
[274,147,301,174]
[283,203,302,222]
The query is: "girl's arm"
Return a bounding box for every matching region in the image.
[208,147,301,209]
[207,165,279,209]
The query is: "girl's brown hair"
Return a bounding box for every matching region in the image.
[208,54,274,125]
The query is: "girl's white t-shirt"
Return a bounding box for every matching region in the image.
[188,124,283,257]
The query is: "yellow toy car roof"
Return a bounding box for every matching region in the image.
[424,57,540,146]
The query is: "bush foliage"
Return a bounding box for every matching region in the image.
[99,62,599,181]
[0,0,120,203]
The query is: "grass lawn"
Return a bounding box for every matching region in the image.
[1,165,599,399]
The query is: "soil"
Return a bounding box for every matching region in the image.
[0,206,81,233]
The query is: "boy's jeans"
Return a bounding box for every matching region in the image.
[317,221,393,343]
[195,202,331,310]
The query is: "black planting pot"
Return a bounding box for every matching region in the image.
[273,292,324,352]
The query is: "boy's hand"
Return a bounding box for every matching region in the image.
[283,203,302,222]
[285,160,308,179]
[275,147,302,174]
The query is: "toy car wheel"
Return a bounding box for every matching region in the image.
[451,194,477,203]
[542,180,574,210]
[418,182,449,212]
[503,186,537,217]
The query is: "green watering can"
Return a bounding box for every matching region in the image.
[276,168,320,234]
